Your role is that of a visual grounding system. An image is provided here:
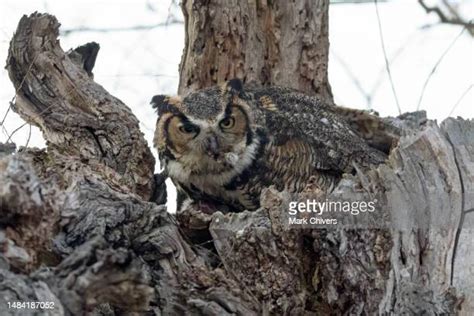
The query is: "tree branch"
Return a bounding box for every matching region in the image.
[418,0,474,36]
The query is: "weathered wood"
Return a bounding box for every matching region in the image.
[442,118,474,315]
[0,150,60,273]
[7,13,155,200]
[179,0,333,103]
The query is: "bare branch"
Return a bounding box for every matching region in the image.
[448,84,473,117]
[330,49,372,108]
[0,103,12,140]
[61,19,183,36]
[416,26,467,110]
[374,0,402,115]
[418,0,474,36]
[25,124,32,148]
[369,30,420,108]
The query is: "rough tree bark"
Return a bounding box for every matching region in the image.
[178,0,333,104]
[0,5,472,316]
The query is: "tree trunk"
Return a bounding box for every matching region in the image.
[176,1,474,314]
[0,6,473,316]
[178,0,333,104]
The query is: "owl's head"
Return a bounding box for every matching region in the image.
[152,79,260,180]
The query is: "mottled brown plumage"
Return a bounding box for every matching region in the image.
[152,79,388,211]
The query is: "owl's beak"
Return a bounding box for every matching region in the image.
[205,135,220,160]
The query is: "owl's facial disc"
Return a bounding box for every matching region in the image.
[202,105,247,161]
[166,103,251,174]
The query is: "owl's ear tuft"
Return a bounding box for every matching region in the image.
[225,78,249,99]
[151,95,170,114]
[227,78,244,93]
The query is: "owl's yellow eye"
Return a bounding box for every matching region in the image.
[179,123,198,134]
[219,116,235,129]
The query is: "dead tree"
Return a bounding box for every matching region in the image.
[0,3,473,315]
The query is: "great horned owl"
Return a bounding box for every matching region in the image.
[152,79,386,212]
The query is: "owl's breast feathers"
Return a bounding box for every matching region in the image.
[175,128,269,211]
